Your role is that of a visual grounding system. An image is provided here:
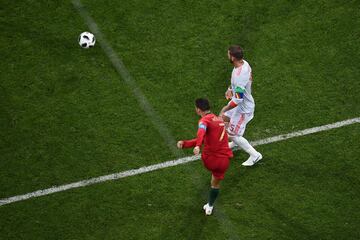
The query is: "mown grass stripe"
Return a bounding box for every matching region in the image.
[72,0,182,157]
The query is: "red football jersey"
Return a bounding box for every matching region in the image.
[183,113,233,158]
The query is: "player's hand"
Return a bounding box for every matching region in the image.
[219,109,226,118]
[225,89,233,100]
[193,146,200,155]
[177,141,184,149]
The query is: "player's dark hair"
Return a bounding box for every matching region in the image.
[195,98,210,111]
[228,45,244,60]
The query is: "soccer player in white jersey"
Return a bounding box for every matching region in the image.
[219,45,262,166]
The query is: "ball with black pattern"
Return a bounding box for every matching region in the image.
[78,32,96,49]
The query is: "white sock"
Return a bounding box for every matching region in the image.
[232,136,258,156]
[228,141,236,148]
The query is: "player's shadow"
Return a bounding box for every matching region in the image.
[158,173,209,239]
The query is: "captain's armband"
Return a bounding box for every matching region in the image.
[234,86,245,99]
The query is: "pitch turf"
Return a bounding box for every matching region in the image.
[1,0,359,239]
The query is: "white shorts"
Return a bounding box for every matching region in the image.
[224,108,254,137]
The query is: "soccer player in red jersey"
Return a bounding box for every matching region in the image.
[177,98,233,215]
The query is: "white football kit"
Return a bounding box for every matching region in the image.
[225,60,255,137]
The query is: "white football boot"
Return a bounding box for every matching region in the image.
[242,152,263,167]
[203,203,213,216]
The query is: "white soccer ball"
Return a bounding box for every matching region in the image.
[78,32,96,48]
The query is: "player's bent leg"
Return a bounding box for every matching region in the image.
[228,139,237,149]
[211,174,222,188]
[232,136,257,155]
[233,136,262,166]
[229,112,262,166]
[204,175,221,216]
[225,108,239,149]
[203,156,229,216]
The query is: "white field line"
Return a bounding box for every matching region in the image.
[72,0,182,157]
[251,117,360,146]
[0,117,358,207]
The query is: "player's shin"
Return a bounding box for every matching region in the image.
[232,136,258,156]
[208,187,220,207]
[209,175,221,207]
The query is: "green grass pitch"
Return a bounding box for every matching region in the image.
[1,0,359,239]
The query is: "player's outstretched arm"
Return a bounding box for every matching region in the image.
[177,123,206,153]
[177,139,197,149]
[177,140,201,155]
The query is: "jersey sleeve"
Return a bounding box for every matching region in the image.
[182,119,208,148]
[182,138,197,148]
[195,121,207,146]
[231,74,247,105]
